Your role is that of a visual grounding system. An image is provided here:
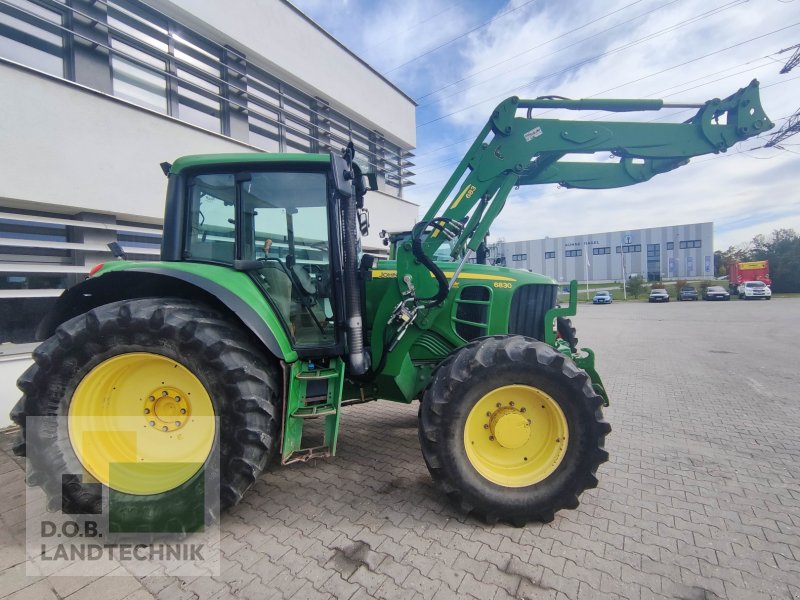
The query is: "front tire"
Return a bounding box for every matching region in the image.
[418,336,610,525]
[11,298,281,530]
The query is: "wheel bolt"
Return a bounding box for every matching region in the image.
[180,408,186,414]
[486,412,492,417]
[520,407,526,413]
[483,424,489,429]
[509,401,515,407]
[496,403,501,408]
[144,408,150,414]
[528,419,532,425]
[148,396,155,401]
[175,421,181,426]
[149,421,155,426]
[162,426,168,432]
[489,435,494,441]
[175,396,181,402]
[162,391,169,397]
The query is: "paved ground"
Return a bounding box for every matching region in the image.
[2,298,799,599]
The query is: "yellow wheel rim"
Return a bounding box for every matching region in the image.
[464,385,568,487]
[68,353,216,495]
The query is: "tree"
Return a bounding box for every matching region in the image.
[726,229,800,293]
[626,275,645,299]
[757,229,800,293]
[715,244,750,277]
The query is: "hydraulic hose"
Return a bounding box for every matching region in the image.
[410,220,451,308]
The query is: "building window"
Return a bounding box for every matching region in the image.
[647,243,660,258]
[512,253,527,261]
[666,241,674,250]
[0,0,413,191]
[592,247,610,255]
[0,0,66,77]
[544,251,555,259]
[565,249,582,257]
[679,240,701,249]
[616,244,641,253]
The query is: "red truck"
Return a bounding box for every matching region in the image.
[728,261,771,294]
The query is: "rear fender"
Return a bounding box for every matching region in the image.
[37,269,294,361]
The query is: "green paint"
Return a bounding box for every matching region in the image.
[170,153,329,174]
[94,261,297,362]
[86,81,772,463]
[281,358,345,463]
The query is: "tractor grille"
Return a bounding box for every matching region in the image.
[508,284,558,341]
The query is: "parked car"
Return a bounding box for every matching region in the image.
[678,286,698,301]
[648,288,670,303]
[704,286,730,301]
[738,280,772,300]
[593,291,612,304]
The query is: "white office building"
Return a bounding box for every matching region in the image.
[0,0,418,424]
[496,222,714,283]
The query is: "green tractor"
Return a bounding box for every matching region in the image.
[12,81,772,527]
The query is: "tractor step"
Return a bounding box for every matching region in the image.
[281,358,345,465]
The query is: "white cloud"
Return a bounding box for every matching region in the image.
[291,0,800,251]
[408,0,800,250]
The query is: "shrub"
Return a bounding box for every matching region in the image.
[626,275,645,299]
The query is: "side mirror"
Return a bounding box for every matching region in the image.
[330,152,353,198]
[357,208,370,236]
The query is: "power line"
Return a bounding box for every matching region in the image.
[360,0,468,53]
[577,55,779,122]
[413,22,796,157]
[418,0,758,127]
[414,0,653,103]
[764,108,800,148]
[382,0,540,75]
[409,75,800,194]
[779,43,800,73]
[413,48,786,173]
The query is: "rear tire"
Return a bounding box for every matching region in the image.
[11,298,281,531]
[418,336,610,525]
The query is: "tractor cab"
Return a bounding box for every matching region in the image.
[163,152,375,358]
[159,151,376,464]
[183,167,337,349]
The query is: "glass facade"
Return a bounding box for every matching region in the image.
[0,0,412,191]
[646,243,661,281]
[0,0,414,344]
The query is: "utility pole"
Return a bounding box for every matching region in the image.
[779,43,800,74]
[584,250,590,301]
[621,252,627,301]
[764,108,800,149]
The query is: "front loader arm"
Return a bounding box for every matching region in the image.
[519,157,689,189]
[396,80,772,304]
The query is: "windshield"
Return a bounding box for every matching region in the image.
[746,282,766,288]
[186,170,335,348]
[708,287,725,292]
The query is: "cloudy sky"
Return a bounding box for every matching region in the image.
[293,0,800,250]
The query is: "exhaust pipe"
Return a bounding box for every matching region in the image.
[342,193,369,375]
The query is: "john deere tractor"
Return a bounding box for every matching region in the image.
[12,81,772,527]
